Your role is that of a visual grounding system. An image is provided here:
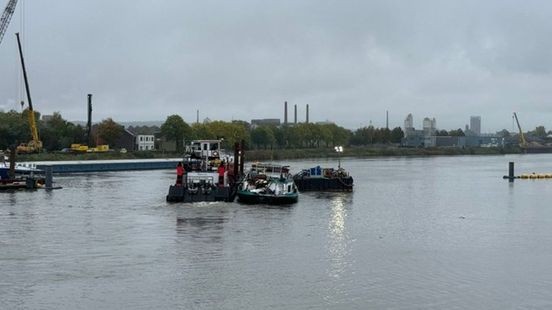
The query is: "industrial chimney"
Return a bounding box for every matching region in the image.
[87,94,92,146]
[306,104,309,123]
[294,104,297,124]
[284,101,288,125]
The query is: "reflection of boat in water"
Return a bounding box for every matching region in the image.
[293,166,353,192]
[237,163,298,205]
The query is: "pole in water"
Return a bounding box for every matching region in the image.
[45,165,53,189]
[503,161,515,181]
[8,145,16,179]
[87,94,93,147]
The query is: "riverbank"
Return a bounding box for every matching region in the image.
[246,146,521,161]
[13,146,520,162]
[15,151,177,162]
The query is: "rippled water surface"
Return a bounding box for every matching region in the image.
[3,155,552,309]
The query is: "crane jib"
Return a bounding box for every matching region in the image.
[0,0,18,46]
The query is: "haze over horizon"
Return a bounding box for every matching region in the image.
[1,0,552,133]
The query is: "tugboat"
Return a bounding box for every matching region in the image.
[0,152,44,190]
[237,163,299,204]
[166,140,245,203]
[293,146,353,192]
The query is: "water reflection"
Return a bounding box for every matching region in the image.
[327,193,352,279]
[6,157,552,309]
[330,196,346,238]
[175,206,228,261]
[6,191,17,205]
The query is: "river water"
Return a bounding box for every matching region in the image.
[2,155,552,309]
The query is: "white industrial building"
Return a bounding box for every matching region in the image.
[470,116,481,135]
[136,135,155,151]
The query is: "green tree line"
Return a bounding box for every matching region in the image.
[0,109,123,151]
[1,109,408,152]
[159,114,406,151]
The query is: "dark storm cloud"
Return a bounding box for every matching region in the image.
[1,0,552,131]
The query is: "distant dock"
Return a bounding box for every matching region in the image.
[29,158,181,173]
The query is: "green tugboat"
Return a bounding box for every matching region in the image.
[237,163,298,205]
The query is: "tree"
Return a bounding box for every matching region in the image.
[0,110,28,149]
[191,123,215,140]
[332,125,351,146]
[161,115,191,152]
[96,118,124,146]
[533,126,547,138]
[319,124,333,147]
[40,112,86,151]
[390,127,404,143]
[449,128,465,137]
[273,126,289,148]
[497,129,510,138]
[351,126,376,145]
[251,126,275,149]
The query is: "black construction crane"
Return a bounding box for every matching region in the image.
[0,0,18,47]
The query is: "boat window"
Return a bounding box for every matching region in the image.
[288,185,291,192]
[211,143,219,150]
[203,144,208,151]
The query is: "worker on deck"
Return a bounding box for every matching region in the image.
[176,162,185,186]
[218,161,225,186]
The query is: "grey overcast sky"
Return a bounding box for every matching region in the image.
[1,0,552,132]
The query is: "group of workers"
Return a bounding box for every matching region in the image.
[175,161,227,186]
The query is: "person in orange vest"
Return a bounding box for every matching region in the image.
[217,161,225,186]
[176,162,185,185]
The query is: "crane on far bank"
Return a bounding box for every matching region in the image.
[0,0,18,47]
[15,31,42,153]
[513,112,527,148]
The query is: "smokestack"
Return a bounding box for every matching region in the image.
[294,104,297,124]
[386,110,389,129]
[196,110,199,124]
[306,104,309,123]
[284,101,288,124]
[87,94,92,146]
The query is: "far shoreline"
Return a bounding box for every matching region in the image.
[12,146,523,163]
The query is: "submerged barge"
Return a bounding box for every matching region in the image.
[293,166,353,192]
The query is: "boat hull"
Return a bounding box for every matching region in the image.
[0,177,40,190]
[237,191,298,205]
[166,185,236,203]
[293,176,353,192]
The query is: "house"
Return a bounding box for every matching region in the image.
[136,135,155,151]
[114,129,136,151]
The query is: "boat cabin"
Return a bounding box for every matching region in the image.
[186,140,223,160]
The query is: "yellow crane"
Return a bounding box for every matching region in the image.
[0,0,18,47]
[15,32,42,153]
[513,112,527,148]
